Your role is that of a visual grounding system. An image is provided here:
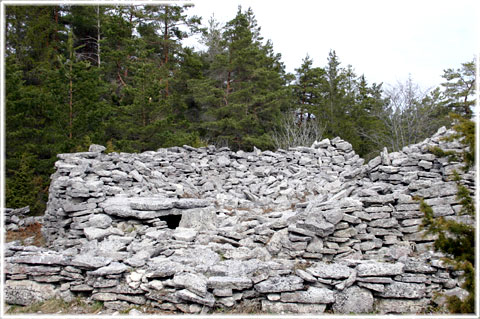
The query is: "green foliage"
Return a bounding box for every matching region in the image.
[4,4,476,220]
[428,146,458,162]
[192,7,289,150]
[441,59,476,118]
[420,115,475,313]
[446,113,475,169]
[6,153,40,212]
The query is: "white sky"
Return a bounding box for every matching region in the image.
[184,0,479,90]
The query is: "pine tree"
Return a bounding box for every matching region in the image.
[419,114,475,313]
[441,59,476,118]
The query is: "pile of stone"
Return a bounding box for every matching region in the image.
[4,126,474,314]
[4,206,43,232]
[3,243,466,314]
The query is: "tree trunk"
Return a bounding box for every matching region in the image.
[68,30,73,140]
[69,64,73,140]
[163,6,169,97]
[53,7,59,51]
[225,53,232,105]
[96,6,101,67]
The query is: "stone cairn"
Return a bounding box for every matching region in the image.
[4,126,475,314]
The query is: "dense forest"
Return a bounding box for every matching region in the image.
[4,4,476,214]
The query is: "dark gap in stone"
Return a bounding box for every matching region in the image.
[159,214,182,229]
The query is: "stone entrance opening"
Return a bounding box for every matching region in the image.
[159,214,182,229]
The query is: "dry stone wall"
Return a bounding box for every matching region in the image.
[4,127,475,314]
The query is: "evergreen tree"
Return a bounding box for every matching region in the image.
[292,55,325,119]
[197,7,289,150]
[441,59,476,118]
[5,153,40,211]
[351,75,387,158]
[5,6,67,214]
[420,114,475,313]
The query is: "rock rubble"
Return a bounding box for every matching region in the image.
[4,127,474,314]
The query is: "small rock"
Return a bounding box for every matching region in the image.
[173,227,197,242]
[89,144,106,153]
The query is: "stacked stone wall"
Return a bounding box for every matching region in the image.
[4,126,475,314]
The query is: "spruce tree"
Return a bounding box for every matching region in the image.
[5,153,44,214]
[292,55,325,120]
[197,7,289,150]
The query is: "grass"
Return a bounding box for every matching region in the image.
[210,300,263,314]
[293,261,312,271]
[262,207,274,214]
[6,297,104,314]
[6,222,46,247]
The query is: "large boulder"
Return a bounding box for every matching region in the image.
[5,280,57,306]
[333,286,373,314]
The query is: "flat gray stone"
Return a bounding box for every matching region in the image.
[5,264,61,276]
[92,292,118,301]
[89,144,106,153]
[176,289,215,307]
[281,287,335,304]
[357,282,385,293]
[5,280,57,306]
[9,252,70,266]
[213,288,233,297]
[146,261,185,278]
[64,202,97,213]
[374,298,429,314]
[207,276,253,290]
[70,284,94,292]
[84,214,112,229]
[369,218,398,228]
[335,141,352,151]
[379,282,426,299]
[255,276,304,293]
[130,197,176,210]
[333,286,373,314]
[322,209,344,225]
[295,269,317,282]
[262,300,326,314]
[356,262,404,277]
[71,254,112,269]
[178,207,217,231]
[129,170,143,182]
[361,194,394,204]
[412,181,457,198]
[404,258,436,273]
[217,155,231,166]
[173,272,208,297]
[297,219,334,237]
[307,262,352,279]
[104,206,161,219]
[90,262,129,276]
[173,227,197,242]
[174,198,210,209]
[83,227,115,240]
[356,276,393,284]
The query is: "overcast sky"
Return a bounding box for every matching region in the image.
[184,0,478,90]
